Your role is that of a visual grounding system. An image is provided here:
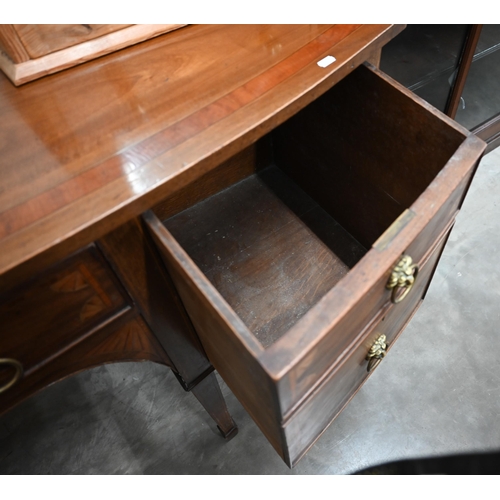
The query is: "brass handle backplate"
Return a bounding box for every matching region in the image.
[366,334,387,372]
[0,358,24,394]
[386,255,419,304]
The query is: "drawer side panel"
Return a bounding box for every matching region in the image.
[143,211,287,460]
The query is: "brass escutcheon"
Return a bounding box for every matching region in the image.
[0,358,24,394]
[386,255,419,304]
[366,334,387,372]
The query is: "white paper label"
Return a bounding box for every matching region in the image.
[317,55,336,68]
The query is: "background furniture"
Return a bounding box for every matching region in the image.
[381,24,500,153]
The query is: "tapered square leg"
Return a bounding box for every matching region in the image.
[191,372,238,440]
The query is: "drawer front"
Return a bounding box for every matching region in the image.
[0,313,168,415]
[0,245,130,391]
[282,227,451,466]
[276,174,474,414]
[269,66,484,414]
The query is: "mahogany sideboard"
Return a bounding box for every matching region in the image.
[0,25,486,468]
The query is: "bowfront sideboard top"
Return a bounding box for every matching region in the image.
[0,24,404,291]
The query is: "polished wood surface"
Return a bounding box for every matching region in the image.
[0,245,130,384]
[144,209,284,456]
[264,66,484,413]
[0,25,30,63]
[0,24,403,293]
[0,24,186,85]
[0,312,168,415]
[13,25,132,58]
[0,222,238,436]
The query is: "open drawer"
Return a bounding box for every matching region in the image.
[143,63,485,466]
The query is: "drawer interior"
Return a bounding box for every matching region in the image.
[162,164,367,348]
[152,64,466,349]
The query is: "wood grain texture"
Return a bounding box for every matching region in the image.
[261,66,484,413]
[164,166,366,347]
[0,218,237,434]
[13,24,132,58]
[0,313,171,415]
[97,217,214,387]
[1,26,444,465]
[266,143,484,416]
[284,227,451,466]
[152,142,272,221]
[0,24,404,291]
[0,245,130,381]
[0,25,30,63]
[0,24,187,86]
[0,25,353,222]
[146,197,462,465]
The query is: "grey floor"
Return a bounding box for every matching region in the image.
[1,146,500,474]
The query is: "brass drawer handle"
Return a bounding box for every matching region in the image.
[366,334,387,372]
[386,255,419,304]
[0,358,24,394]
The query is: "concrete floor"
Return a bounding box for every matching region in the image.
[1,145,500,474]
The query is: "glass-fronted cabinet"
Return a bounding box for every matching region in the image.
[381,25,469,113]
[381,25,500,152]
[455,26,500,131]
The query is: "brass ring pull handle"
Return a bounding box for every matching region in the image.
[386,255,419,304]
[366,334,387,372]
[0,358,24,394]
